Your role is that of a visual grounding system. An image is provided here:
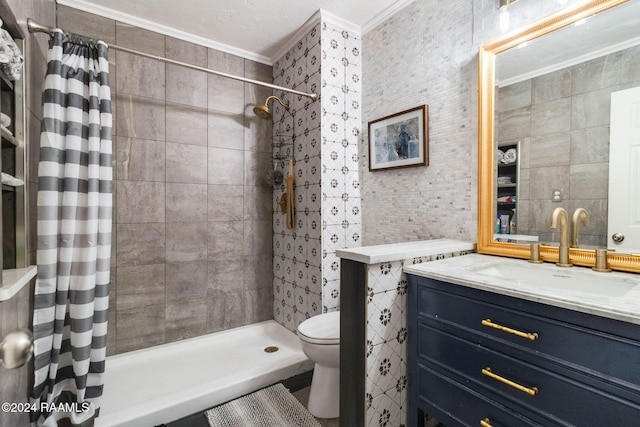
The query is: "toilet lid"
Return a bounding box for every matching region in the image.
[297,311,340,344]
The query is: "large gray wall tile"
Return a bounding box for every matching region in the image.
[208,75,245,114]
[115,22,165,56]
[570,126,609,165]
[166,298,207,342]
[620,45,640,85]
[208,185,244,221]
[166,183,208,222]
[528,165,570,201]
[166,64,208,108]
[206,289,245,333]
[166,142,208,183]
[572,52,621,95]
[166,37,208,67]
[570,162,608,200]
[166,222,208,262]
[116,181,165,223]
[116,264,165,311]
[166,102,208,146]
[208,221,244,258]
[116,137,165,181]
[57,5,116,44]
[208,49,244,75]
[116,305,165,353]
[208,110,245,150]
[208,147,244,185]
[116,52,166,100]
[166,261,208,301]
[572,87,615,129]
[244,288,274,324]
[116,223,166,266]
[532,68,572,104]
[531,97,572,136]
[116,94,166,141]
[496,80,531,113]
[529,133,570,168]
[207,258,243,291]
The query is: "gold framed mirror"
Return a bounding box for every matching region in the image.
[478,0,640,273]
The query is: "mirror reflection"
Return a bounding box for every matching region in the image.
[492,0,640,252]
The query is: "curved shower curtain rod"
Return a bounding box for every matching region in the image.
[26,18,319,101]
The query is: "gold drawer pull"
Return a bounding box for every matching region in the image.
[482,318,539,341]
[482,367,538,396]
[480,419,493,427]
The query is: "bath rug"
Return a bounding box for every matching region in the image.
[205,383,322,427]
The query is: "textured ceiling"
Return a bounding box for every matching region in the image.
[59,0,413,63]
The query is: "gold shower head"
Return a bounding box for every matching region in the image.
[253,95,290,120]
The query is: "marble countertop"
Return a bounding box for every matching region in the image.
[404,253,640,325]
[335,239,476,264]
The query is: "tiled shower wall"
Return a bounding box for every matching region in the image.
[496,44,640,246]
[273,19,362,332]
[57,6,275,355]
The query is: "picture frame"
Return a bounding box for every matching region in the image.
[368,105,428,171]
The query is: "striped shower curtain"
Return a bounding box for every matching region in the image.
[31,30,112,427]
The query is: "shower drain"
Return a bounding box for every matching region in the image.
[264,346,279,353]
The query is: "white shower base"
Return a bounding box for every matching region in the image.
[97,320,313,427]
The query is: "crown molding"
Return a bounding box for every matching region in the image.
[270,10,323,64]
[362,0,416,34]
[270,9,362,64]
[56,0,272,64]
[57,0,416,65]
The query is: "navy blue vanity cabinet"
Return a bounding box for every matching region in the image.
[407,274,640,427]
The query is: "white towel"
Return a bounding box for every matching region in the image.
[0,26,23,80]
[2,172,23,187]
[0,112,10,128]
[502,148,517,164]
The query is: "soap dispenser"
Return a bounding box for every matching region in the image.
[509,208,517,234]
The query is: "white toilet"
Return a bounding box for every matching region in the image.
[297,311,340,419]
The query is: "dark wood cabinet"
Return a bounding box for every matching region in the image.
[407,274,640,427]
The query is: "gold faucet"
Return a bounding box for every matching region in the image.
[571,208,589,248]
[550,207,571,267]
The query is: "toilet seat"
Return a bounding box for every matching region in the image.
[297,311,340,345]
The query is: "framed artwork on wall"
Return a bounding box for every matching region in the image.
[368,105,428,171]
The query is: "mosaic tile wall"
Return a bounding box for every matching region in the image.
[360,0,589,247]
[272,19,362,331]
[365,250,473,427]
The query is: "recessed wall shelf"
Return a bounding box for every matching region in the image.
[0,265,36,301]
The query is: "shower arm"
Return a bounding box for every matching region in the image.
[26,18,319,101]
[265,96,290,110]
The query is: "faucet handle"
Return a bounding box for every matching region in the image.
[528,243,544,264]
[592,249,611,272]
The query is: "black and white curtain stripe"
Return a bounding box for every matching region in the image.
[31,30,112,427]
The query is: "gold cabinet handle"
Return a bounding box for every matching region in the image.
[482,367,538,396]
[482,318,538,341]
[480,419,493,427]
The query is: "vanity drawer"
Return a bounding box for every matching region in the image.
[414,277,640,389]
[417,322,640,426]
[416,363,545,427]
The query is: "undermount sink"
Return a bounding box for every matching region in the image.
[467,262,639,297]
